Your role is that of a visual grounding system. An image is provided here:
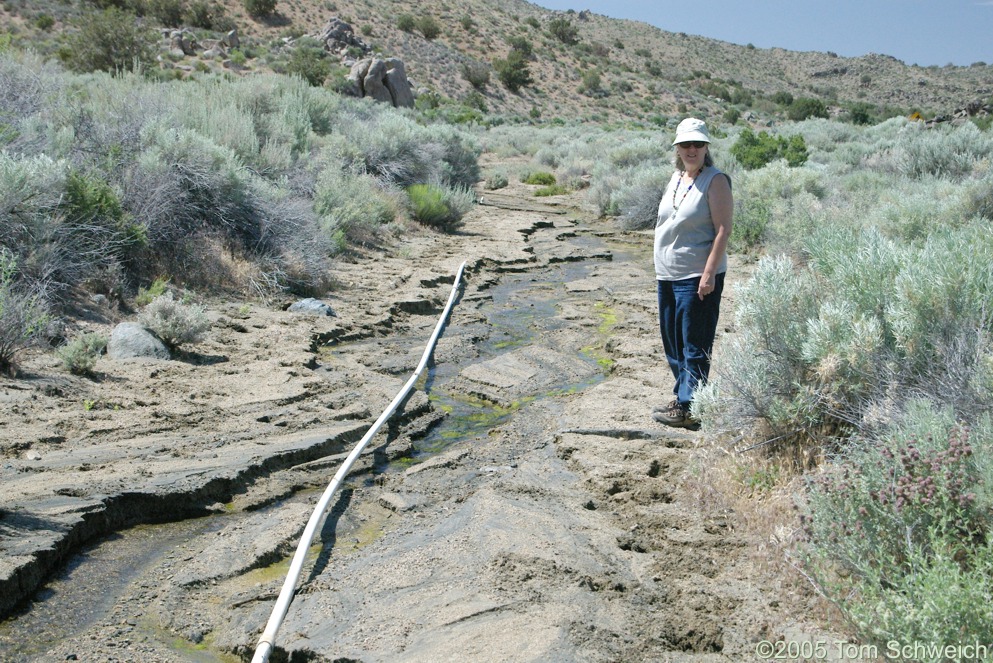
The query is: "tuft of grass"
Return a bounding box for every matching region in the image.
[406,183,474,232]
[58,331,107,376]
[534,184,569,197]
[521,171,556,186]
[135,277,170,307]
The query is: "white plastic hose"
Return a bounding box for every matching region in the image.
[251,261,467,663]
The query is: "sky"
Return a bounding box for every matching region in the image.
[532,0,993,67]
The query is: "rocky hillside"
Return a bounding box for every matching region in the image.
[3,0,993,124]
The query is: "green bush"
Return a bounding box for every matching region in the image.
[460,61,489,90]
[493,50,532,92]
[771,90,794,107]
[416,15,441,40]
[396,14,415,32]
[135,276,170,306]
[146,0,184,27]
[0,250,50,376]
[522,171,556,185]
[35,14,56,30]
[406,183,473,232]
[507,36,532,58]
[58,331,108,375]
[285,37,331,87]
[484,171,509,190]
[547,17,578,45]
[60,7,157,73]
[243,0,276,18]
[579,69,603,97]
[534,184,568,197]
[182,1,233,30]
[314,167,398,247]
[139,290,210,350]
[730,128,808,169]
[788,97,829,121]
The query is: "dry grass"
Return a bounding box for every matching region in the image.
[682,438,846,629]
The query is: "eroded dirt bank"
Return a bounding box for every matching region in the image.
[1,178,843,662]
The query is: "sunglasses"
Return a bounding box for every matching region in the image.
[677,141,708,149]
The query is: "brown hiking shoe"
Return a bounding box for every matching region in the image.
[652,402,701,430]
[652,398,679,414]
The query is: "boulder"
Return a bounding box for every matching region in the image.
[223,28,239,49]
[384,58,415,108]
[169,29,196,57]
[363,59,395,104]
[288,298,336,317]
[313,17,370,55]
[349,57,415,108]
[108,323,170,361]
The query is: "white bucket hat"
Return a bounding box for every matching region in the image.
[672,117,710,145]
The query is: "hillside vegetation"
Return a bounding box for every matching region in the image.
[1,0,992,126]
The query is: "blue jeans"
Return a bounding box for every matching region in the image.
[657,273,725,407]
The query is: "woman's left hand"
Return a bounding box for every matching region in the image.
[698,276,715,300]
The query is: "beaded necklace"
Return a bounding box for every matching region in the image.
[670,170,696,217]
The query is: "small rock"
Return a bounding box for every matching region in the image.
[288,298,336,317]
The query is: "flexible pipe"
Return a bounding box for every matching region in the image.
[251,261,467,663]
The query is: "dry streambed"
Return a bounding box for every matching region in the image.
[2,183,841,662]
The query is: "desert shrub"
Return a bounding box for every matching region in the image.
[63,169,145,248]
[522,171,556,185]
[329,113,480,189]
[772,91,794,107]
[416,15,441,40]
[0,250,50,376]
[139,290,209,349]
[243,0,276,18]
[534,184,568,197]
[507,36,532,58]
[460,61,489,90]
[396,14,415,32]
[58,331,108,375]
[802,408,993,647]
[484,170,509,190]
[897,121,993,179]
[285,37,331,87]
[126,127,262,250]
[313,167,398,248]
[693,254,822,436]
[406,183,473,232]
[493,50,532,92]
[146,0,184,27]
[730,195,771,251]
[60,7,157,74]
[35,14,56,30]
[547,18,578,45]
[730,128,808,169]
[697,220,993,441]
[135,276,169,306]
[184,0,221,29]
[614,168,668,230]
[579,69,603,97]
[787,97,828,121]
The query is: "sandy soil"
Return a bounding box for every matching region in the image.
[0,176,850,662]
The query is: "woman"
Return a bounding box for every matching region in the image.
[653,118,733,429]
